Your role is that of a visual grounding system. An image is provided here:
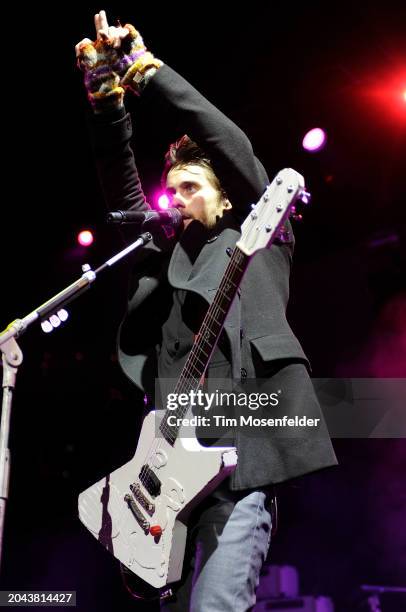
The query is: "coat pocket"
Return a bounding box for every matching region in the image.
[249,333,310,372]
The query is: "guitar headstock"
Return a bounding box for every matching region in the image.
[236,168,310,256]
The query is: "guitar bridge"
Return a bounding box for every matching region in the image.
[130,482,155,516]
[124,494,150,534]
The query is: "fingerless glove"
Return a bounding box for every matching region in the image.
[118,25,163,95]
[77,39,125,113]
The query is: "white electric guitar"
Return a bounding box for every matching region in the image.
[78,169,309,593]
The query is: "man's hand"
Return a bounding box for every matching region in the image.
[75,10,130,62]
[93,10,163,95]
[75,10,163,108]
[92,10,132,50]
[75,10,128,113]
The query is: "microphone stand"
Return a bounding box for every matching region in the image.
[0,231,152,572]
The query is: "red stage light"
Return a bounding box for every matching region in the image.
[362,69,406,122]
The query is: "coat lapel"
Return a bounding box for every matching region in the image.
[168,220,242,378]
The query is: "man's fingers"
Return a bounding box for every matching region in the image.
[99,10,109,30]
[118,26,130,39]
[94,13,100,33]
[98,30,109,42]
[95,10,109,39]
[108,25,129,48]
[76,13,131,63]
[108,25,129,38]
[94,12,128,47]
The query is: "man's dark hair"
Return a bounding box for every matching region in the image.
[162,135,227,199]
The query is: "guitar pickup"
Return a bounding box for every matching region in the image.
[139,465,161,498]
[124,494,150,534]
[130,482,155,516]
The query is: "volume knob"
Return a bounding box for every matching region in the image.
[150,525,163,537]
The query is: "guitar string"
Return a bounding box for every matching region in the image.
[139,207,281,490]
[155,250,245,447]
[137,249,243,487]
[138,208,252,476]
[137,250,244,489]
[156,249,244,439]
[138,248,247,492]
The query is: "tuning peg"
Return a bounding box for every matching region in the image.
[292,213,303,222]
[277,226,292,243]
[299,189,311,205]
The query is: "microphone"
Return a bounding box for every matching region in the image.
[106,208,183,228]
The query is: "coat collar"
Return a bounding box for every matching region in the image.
[168,218,240,295]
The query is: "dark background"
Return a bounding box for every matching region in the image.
[1,2,405,610]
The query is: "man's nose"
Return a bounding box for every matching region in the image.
[172,192,185,207]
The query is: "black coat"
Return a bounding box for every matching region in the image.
[91,65,337,489]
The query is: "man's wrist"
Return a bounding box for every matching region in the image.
[89,86,125,114]
[121,56,163,95]
[131,65,162,93]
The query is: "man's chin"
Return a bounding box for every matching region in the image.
[182,217,214,231]
[183,218,194,229]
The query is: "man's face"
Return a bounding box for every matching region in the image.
[166,164,230,229]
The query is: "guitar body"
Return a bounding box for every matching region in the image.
[79,410,237,588]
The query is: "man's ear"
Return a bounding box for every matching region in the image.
[222,198,232,210]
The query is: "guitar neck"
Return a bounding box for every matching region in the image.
[180,246,249,387]
[159,245,250,444]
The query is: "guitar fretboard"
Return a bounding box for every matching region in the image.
[159,246,249,444]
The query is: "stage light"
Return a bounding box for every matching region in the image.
[41,320,53,333]
[157,193,170,209]
[57,309,69,322]
[302,128,327,152]
[40,309,70,334]
[77,230,94,247]
[362,69,406,121]
[49,314,61,328]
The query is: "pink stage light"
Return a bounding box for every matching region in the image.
[157,193,170,209]
[77,230,94,247]
[302,127,327,152]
